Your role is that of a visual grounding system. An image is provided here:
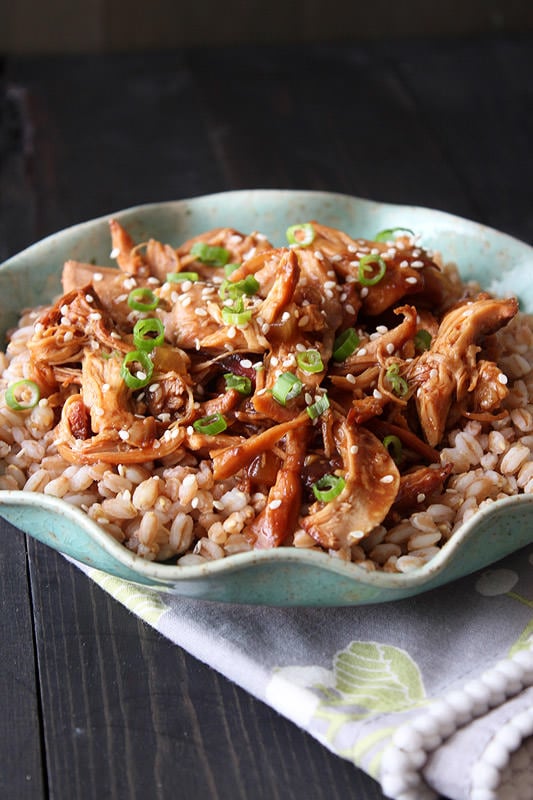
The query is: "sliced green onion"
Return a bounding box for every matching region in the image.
[133,318,165,352]
[358,254,387,286]
[307,393,330,420]
[333,328,360,361]
[272,372,303,405]
[385,363,409,397]
[312,473,346,502]
[414,329,432,352]
[374,227,415,242]
[296,349,324,374]
[120,350,154,389]
[224,263,241,277]
[224,373,252,395]
[286,223,315,247]
[221,306,253,326]
[383,434,403,463]
[192,413,228,435]
[127,287,159,311]
[166,271,199,283]
[190,242,230,266]
[219,275,260,301]
[5,379,40,411]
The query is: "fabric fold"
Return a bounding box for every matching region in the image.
[77,544,533,800]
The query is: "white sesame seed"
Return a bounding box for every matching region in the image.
[345,304,356,315]
[93,273,103,282]
[373,389,383,399]
[498,373,508,384]
[241,359,252,369]
[430,368,438,379]
[360,287,369,298]
[148,383,160,393]
[181,295,192,307]
[347,244,357,253]
[281,311,291,323]
[376,325,388,334]
[411,260,425,268]
[110,331,121,339]
[358,347,367,356]
[330,254,342,262]
[325,290,334,300]
[380,474,394,484]
[304,392,313,405]
[348,530,365,542]
[346,373,356,384]
[102,383,110,392]
[417,493,426,503]
[110,247,120,259]
[186,426,194,436]
[123,277,137,290]
[350,444,359,454]
[386,342,395,354]
[270,356,279,367]
[405,276,418,285]
[261,322,270,335]
[63,330,74,342]
[314,250,324,261]
[94,407,105,417]
[324,280,336,289]
[60,304,69,316]
[88,312,102,321]
[399,260,409,268]
[268,499,282,510]
[227,326,237,339]
[296,343,306,352]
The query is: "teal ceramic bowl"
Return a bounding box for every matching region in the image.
[1,190,532,606]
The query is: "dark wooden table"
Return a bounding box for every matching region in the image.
[1,36,532,800]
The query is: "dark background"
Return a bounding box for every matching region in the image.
[1,4,533,800]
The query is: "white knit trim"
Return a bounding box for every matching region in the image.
[380,644,533,800]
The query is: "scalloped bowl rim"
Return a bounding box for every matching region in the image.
[1,188,533,594]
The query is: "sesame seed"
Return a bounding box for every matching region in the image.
[268,499,282,510]
[295,343,306,352]
[347,244,357,253]
[498,373,508,385]
[123,277,137,290]
[430,368,438,379]
[110,331,121,339]
[411,260,425,268]
[102,383,110,392]
[60,304,69,316]
[399,260,409,268]
[94,407,105,417]
[350,444,359,454]
[358,347,367,356]
[191,497,199,509]
[314,250,324,261]
[360,287,369,298]
[194,307,207,316]
[181,295,192,307]
[110,247,120,259]
[93,273,103,282]
[330,254,343,262]
[376,325,388,334]
[186,426,194,436]
[281,311,291,323]
[348,530,365,542]
[386,342,395,354]
[346,304,356,315]
[325,290,334,300]
[63,331,74,342]
[380,474,394,484]
[227,326,237,339]
[88,312,102,321]
[346,373,356,384]
[405,276,418,285]
[373,389,383,399]
[241,359,252,369]
[148,383,160,393]
[324,280,336,289]
[417,493,426,503]
[261,322,270,335]
[304,392,313,405]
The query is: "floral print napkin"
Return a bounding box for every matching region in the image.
[81,546,533,800]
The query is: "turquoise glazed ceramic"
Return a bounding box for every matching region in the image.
[1,190,532,606]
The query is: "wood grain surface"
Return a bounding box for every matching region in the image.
[1,36,532,799]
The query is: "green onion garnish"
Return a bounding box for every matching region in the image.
[414,329,432,352]
[383,434,403,463]
[192,413,228,435]
[312,473,346,502]
[120,350,154,389]
[224,263,241,277]
[286,223,315,247]
[190,242,230,266]
[296,349,324,374]
[127,287,159,311]
[221,305,253,326]
[272,372,303,406]
[166,271,200,283]
[219,275,260,301]
[385,363,409,397]
[224,373,252,395]
[5,379,40,411]
[133,318,165,352]
[307,393,330,420]
[332,328,360,361]
[358,254,387,286]
[374,227,415,242]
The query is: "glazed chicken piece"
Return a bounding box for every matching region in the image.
[409,295,519,446]
[245,429,307,548]
[56,352,186,465]
[300,420,400,549]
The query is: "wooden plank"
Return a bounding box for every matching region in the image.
[0,522,45,799]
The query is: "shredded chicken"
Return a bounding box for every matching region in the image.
[18,218,520,554]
